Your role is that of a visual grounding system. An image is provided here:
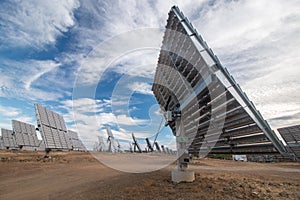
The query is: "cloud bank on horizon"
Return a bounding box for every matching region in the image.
[0,0,300,150]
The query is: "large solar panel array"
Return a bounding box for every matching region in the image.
[68,130,86,151]
[12,120,39,148]
[1,128,18,149]
[152,6,286,155]
[35,104,70,150]
[278,125,300,159]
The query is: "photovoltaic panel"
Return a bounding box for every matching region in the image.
[278,125,300,143]
[145,138,154,152]
[0,136,5,150]
[154,141,161,152]
[69,130,79,140]
[53,112,62,130]
[132,133,142,153]
[278,125,300,159]
[41,125,56,149]
[1,128,18,149]
[34,104,69,150]
[59,115,67,131]
[68,130,85,151]
[12,120,39,147]
[58,130,68,149]
[65,131,73,149]
[105,125,114,138]
[51,128,61,147]
[152,6,286,156]
[77,140,86,151]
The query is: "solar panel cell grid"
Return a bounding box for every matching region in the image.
[53,113,62,130]
[59,115,67,131]
[14,121,22,132]
[0,137,4,149]
[51,128,61,148]
[9,136,17,148]
[15,131,25,146]
[39,105,49,126]
[58,130,68,149]
[47,109,56,128]
[2,129,10,147]
[278,125,300,144]
[65,132,73,149]
[27,127,35,146]
[42,126,55,149]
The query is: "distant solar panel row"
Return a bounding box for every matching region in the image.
[152,6,286,155]
[12,120,39,147]
[35,104,70,150]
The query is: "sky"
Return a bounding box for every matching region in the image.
[0,0,300,150]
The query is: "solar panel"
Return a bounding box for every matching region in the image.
[161,145,166,153]
[1,128,18,149]
[165,147,170,154]
[132,133,142,153]
[64,131,73,149]
[145,138,154,152]
[96,136,106,151]
[278,125,300,143]
[105,125,119,152]
[278,125,300,159]
[34,104,69,150]
[154,141,161,152]
[68,130,86,151]
[77,140,86,151]
[0,136,5,150]
[105,125,114,138]
[152,6,286,157]
[12,120,39,148]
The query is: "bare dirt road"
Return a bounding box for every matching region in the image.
[0,151,299,200]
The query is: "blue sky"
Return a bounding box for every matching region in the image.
[1,0,300,150]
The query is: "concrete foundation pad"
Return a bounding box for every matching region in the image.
[171,169,195,183]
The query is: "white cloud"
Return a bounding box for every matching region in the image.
[13,116,35,125]
[62,98,110,113]
[127,82,153,95]
[75,29,162,87]
[0,0,80,49]
[0,106,20,117]
[0,59,64,101]
[24,60,61,90]
[0,105,35,131]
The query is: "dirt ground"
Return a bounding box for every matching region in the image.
[0,151,299,200]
